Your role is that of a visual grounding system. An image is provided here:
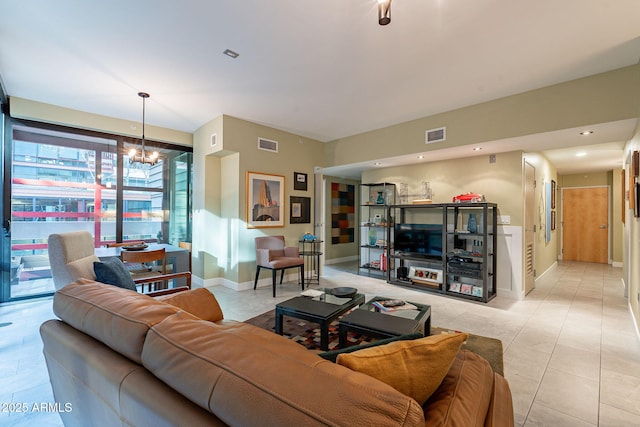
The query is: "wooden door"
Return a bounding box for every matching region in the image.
[562,187,608,263]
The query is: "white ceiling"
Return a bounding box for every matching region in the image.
[1,0,639,177]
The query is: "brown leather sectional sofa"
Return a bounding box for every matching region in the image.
[40,280,514,426]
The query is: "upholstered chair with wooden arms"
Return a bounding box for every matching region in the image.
[254,236,304,297]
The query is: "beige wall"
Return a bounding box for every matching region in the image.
[10,97,192,146]
[193,115,325,286]
[361,151,524,225]
[523,153,559,277]
[325,65,639,170]
[623,125,640,334]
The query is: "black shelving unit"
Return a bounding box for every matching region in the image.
[359,183,395,278]
[387,202,497,303]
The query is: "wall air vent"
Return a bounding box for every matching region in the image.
[258,137,278,153]
[211,133,217,147]
[425,127,446,144]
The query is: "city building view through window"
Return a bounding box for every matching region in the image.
[5,123,192,301]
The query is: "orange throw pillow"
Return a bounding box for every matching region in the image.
[157,288,224,322]
[337,332,468,404]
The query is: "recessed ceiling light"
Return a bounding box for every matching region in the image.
[374,162,382,166]
[417,155,424,159]
[223,49,239,59]
[576,151,587,157]
[472,147,483,151]
[580,130,594,135]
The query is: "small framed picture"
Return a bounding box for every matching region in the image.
[290,196,311,224]
[294,172,308,191]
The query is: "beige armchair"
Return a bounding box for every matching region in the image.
[48,231,98,290]
[254,236,304,297]
[48,231,190,295]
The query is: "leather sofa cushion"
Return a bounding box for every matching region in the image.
[156,288,224,322]
[423,350,497,427]
[142,314,425,427]
[54,280,184,364]
[336,332,468,405]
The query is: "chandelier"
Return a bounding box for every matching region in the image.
[128,92,159,165]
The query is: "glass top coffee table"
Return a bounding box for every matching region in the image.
[337,296,431,348]
[275,288,365,351]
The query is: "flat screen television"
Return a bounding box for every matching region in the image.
[394,223,443,258]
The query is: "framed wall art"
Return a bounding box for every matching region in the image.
[294,172,308,191]
[246,171,285,228]
[290,196,311,224]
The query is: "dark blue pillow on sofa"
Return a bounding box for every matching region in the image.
[94,257,137,291]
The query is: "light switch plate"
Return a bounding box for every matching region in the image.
[497,215,511,224]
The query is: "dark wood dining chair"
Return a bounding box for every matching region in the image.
[121,248,177,292]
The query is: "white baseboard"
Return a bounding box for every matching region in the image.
[612,261,623,268]
[324,255,358,265]
[535,261,558,282]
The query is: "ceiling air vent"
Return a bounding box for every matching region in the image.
[425,127,446,144]
[210,133,217,147]
[258,137,278,153]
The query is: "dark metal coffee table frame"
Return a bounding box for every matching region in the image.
[338,297,431,348]
[275,291,365,351]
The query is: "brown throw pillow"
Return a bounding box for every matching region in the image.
[336,332,468,405]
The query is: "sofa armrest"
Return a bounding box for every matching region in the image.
[484,373,514,427]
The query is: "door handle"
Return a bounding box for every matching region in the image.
[599,224,607,229]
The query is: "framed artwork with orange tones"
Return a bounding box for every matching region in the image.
[246,171,285,228]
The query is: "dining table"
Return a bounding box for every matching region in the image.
[94,243,190,287]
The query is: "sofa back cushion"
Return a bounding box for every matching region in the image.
[142,314,425,427]
[53,280,183,364]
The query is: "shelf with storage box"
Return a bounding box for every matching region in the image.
[386,202,497,303]
[444,202,497,302]
[359,183,395,278]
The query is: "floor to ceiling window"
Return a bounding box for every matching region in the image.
[1,120,192,302]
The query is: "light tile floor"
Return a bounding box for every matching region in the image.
[1,261,639,426]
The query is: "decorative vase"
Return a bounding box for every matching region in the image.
[467,213,477,233]
[376,191,385,204]
[368,229,377,246]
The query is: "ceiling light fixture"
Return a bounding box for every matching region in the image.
[472,147,483,151]
[374,162,382,166]
[417,155,424,159]
[128,92,159,165]
[576,151,587,157]
[223,49,239,59]
[580,130,594,135]
[378,0,391,25]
